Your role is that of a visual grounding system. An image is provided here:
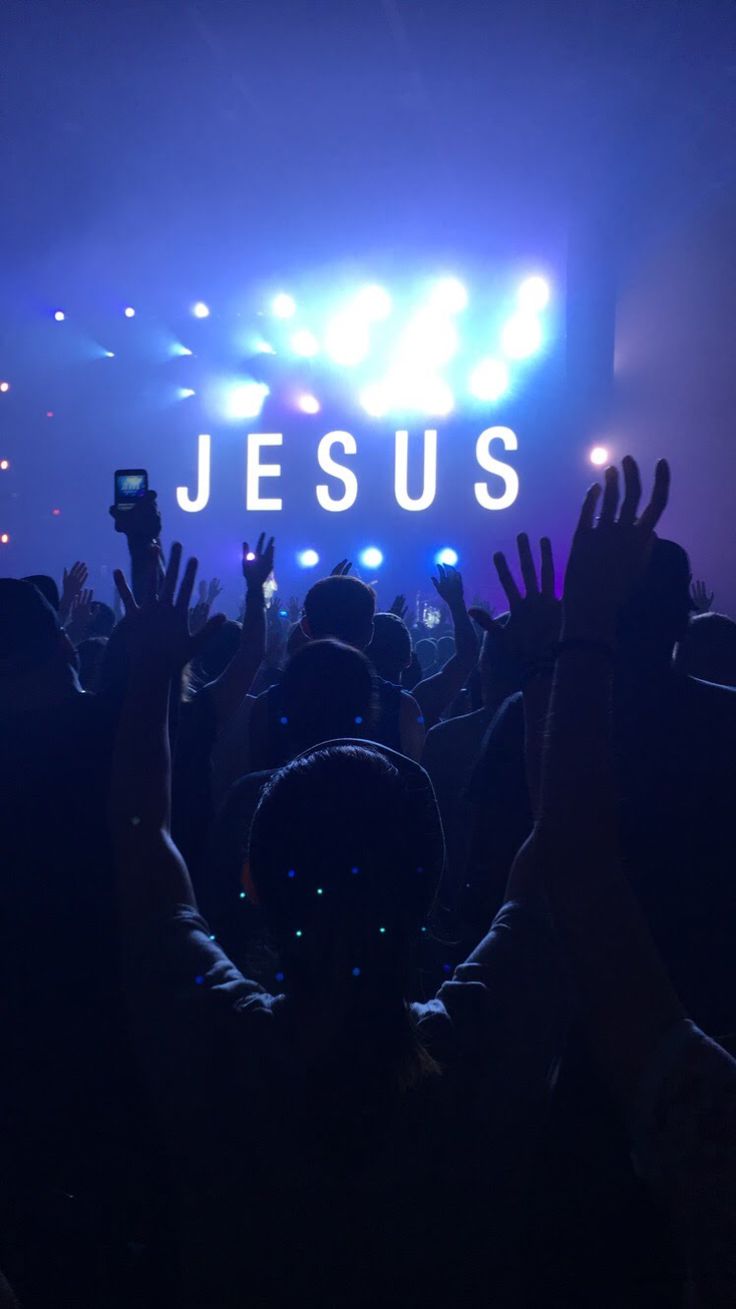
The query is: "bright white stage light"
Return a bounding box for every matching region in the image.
[226,380,270,420]
[178,387,196,399]
[469,357,510,402]
[325,313,370,366]
[297,393,321,414]
[355,284,392,321]
[517,275,550,313]
[418,376,454,416]
[171,343,193,357]
[298,549,320,568]
[359,546,383,569]
[501,311,542,359]
[104,350,115,358]
[290,328,319,357]
[124,306,136,319]
[54,310,65,322]
[401,310,459,367]
[272,293,296,319]
[192,301,210,319]
[430,277,468,314]
[589,445,609,467]
[435,547,458,566]
[359,381,392,418]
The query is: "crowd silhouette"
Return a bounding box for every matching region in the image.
[0,457,734,1307]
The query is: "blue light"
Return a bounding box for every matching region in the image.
[178,387,196,399]
[351,967,361,977]
[429,276,468,314]
[355,284,392,321]
[418,376,454,416]
[290,328,319,358]
[517,275,550,313]
[400,310,459,367]
[172,343,193,357]
[298,548,320,568]
[226,380,270,420]
[359,381,391,418]
[469,357,510,402]
[359,546,383,569]
[325,313,370,366]
[272,292,296,319]
[435,547,458,566]
[297,393,321,415]
[53,310,65,322]
[501,312,542,359]
[192,301,210,319]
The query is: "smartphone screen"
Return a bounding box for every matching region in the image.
[114,469,148,509]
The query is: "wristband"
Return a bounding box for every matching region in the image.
[554,637,615,660]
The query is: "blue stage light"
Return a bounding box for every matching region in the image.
[298,549,320,568]
[400,310,459,367]
[517,275,550,313]
[430,276,468,314]
[435,547,458,566]
[355,284,392,321]
[359,381,391,417]
[192,301,210,319]
[359,546,383,569]
[501,312,542,359]
[178,387,196,399]
[418,376,454,416]
[290,328,319,357]
[297,393,321,414]
[272,293,296,319]
[123,306,136,319]
[226,380,270,420]
[325,313,371,366]
[172,343,193,357]
[54,310,65,321]
[469,357,510,401]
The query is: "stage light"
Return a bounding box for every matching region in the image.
[359,381,391,418]
[298,548,320,568]
[272,293,296,319]
[290,328,319,358]
[325,313,370,366]
[104,351,115,358]
[54,310,65,322]
[355,284,392,321]
[435,547,458,566]
[171,343,193,357]
[52,508,61,516]
[359,546,383,569]
[518,275,550,313]
[297,393,321,414]
[418,376,454,416]
[589,445,609,467]
[226,380,270,420]
[401,310,459,367]
[430,276,468,314]
[178,387,196,399]
[0,382,9,393]
[123,306,136,319]
[469,357,510,402]
[192,301,210,319]
[253,338,276,355]
[0,460,9,471]
[0,534,9,545]
[501,311,542,359]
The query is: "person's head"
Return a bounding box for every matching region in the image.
[22,574,60,611]
[76,636,108,693]
[674,612,736,687]
[618,538,691,668]
[0,579,77,691]
[365,612,412,683]
[192,619,242,682]
[278,639,376,751]
[303,575,375,650]
[87,600,116,640]
[436,635,455,666]
[415,638,437,674]
[249,743,444,1079]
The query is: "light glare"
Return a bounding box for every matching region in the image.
[518,275,550,313]
[124,306,136,319]
[0,382,9,393]
[359,546,383,569]
[401,310,459,367]
[297,393,321,414]
[469,357,510,402]
[192,301,210,319]
[325,314,370,366]
[226,380,270,420]
[359,381,391,418]
[272,293,296,319]
[290,329,319,358]
[355,284,392,321]
[54,310,65,322]
[298,549,320,568]
[589,445,609,467]
[435,547,459,566]
[430,277,468,314]
[501,312,542,359]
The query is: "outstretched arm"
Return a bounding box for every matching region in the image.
[110,544,224,929]
[412,565,479,727]
[204,534,274,730]
[109,490,164,604]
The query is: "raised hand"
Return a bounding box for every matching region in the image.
[430,563,464,608]
[65,587,95,645]
[242,533,275,592]
[690,578,714,614]
[60,560,89,622]
[189,598,211,636]
[330,559,352,577]
[492,535,561,672]
[563,456,670,644]
[288,595,301,623]
[389,594,408,621]
[109,489,162,540]
[207,577,223,606]
[114,543,225,676]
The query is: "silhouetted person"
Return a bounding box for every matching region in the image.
[674,610,736,687]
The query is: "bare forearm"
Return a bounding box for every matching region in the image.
[448,598,478,669]
[208,586,265,728]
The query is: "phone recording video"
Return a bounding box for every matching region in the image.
[114,468,148,510]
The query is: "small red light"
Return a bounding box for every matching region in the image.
[46,411,54,418]
[52,508,61,516]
